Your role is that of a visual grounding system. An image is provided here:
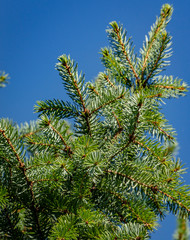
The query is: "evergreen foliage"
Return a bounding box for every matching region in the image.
[0,72,9,88]
[173,217,190,240]
[0,4,189,239]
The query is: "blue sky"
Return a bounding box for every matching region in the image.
[0,0,190,238]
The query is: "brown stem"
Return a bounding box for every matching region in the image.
[104,74,116,88]
[89,85,100,96]
[154,85,186,91]
[146,93,162,98]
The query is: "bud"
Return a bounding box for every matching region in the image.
[162,30,167,39]
[109,21,119,32]
[161,4,173,17]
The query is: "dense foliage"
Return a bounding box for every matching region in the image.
[0,4,189,239]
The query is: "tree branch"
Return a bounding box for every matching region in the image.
[0,129,44,238]
[90,94,124,115]
[113,26,140,84]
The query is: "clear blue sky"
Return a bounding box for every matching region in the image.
[0,0,190,239]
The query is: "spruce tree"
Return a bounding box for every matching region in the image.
[0,4,189,239]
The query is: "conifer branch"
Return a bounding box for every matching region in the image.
[1,155,12,166]
[4,207,15,235]
[47,121,73,156]
[108,140,132,161]
[133,140,162,162]
[141,27,165,80]
[146,93,162,98]
[141,5,172,79]
[112,111,122,128]
[80,108,92,137]
[1,156,13,185]
[35,99,79,119]
[107,169,190,215]
[108,101,142,161]
[90,94,124,115]
[64,62,86,111]
[157,189,190,213]
[112,111,123,139]
[151,121,174,140]
[143,33,168,86]
[89,85,100,96]
[111,24,140,84]
[106,169,150,189]
[19,128,44,139]
[149,76,188,98]
[32,179,59,184]
[154,85,186,91]
[104,74,116,88]
[57,55,92,136]
[26,162,52,170]
[0,129,43,238]
[28,140,63,149]
[26,162,69,174]
[0,129,25,168]
[165,184,190,202]
[101,48,130,85]
[145,193,164,217]
[109,190,152,228]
